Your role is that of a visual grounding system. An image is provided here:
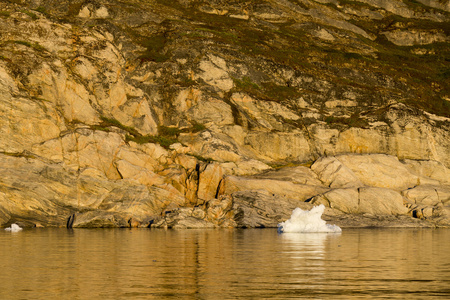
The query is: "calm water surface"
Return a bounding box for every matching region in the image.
[0,228,449,299]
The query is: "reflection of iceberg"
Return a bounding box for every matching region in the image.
[5,224,23,232]
[281,232,329,245]
[279,232,335,274]
[281,232,328,253]
[278,205,341,233]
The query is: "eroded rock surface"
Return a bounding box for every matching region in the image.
[0,0,448,228]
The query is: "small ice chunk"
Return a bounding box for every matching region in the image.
[5,224,23,232]
[278,205,341,233]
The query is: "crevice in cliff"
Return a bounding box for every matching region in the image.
[74,131,82,210]
[215,178,223,199]
[357,187,361,209]
[0,151,37,159]
[194,162,201,203]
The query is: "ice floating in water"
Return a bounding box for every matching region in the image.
[5,224,23,232]
[278,204,342,233]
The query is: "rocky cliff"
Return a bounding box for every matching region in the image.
[0,0,449,228]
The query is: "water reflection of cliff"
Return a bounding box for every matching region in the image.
[1,229,449,299]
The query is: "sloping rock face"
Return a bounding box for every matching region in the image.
[0,0,449,228]
[154,154,450,228]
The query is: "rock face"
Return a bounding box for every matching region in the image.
[0,0,449,228]
[146,154,450,229]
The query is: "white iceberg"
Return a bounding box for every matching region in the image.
[278,204,342,233]
[5,224,23,232]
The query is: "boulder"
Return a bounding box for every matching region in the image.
[358,187,409,215]
[312,187,409,216]
[311,188,360,213]
[402,185,450,206]
[335,154,419,190]
[311,156,364,188]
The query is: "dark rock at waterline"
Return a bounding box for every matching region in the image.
[67,214,76,229]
